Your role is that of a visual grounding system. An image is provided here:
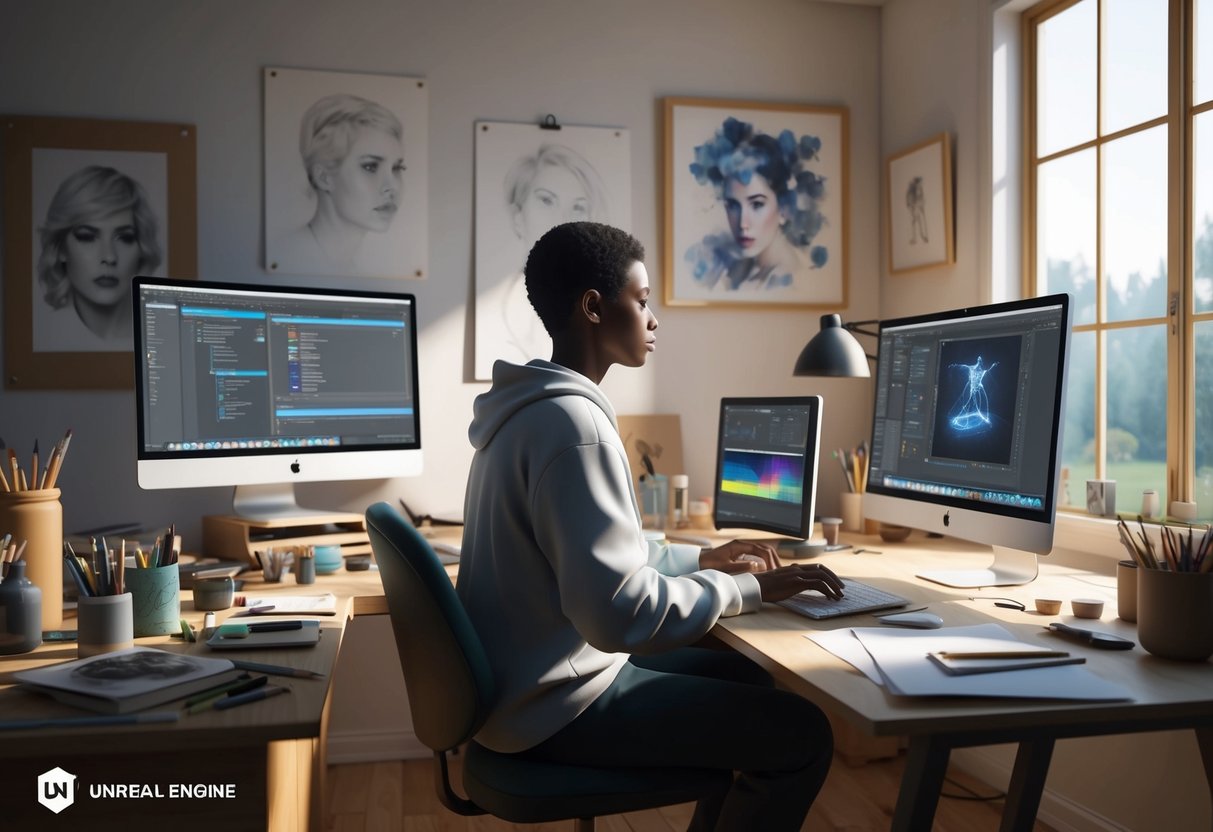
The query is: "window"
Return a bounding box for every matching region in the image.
[1025,0,1212,521]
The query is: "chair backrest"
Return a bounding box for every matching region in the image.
[365,501,495,752]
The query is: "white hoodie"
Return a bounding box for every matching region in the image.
[457,359,761,753]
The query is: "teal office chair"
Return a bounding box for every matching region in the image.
[365,501,730,831]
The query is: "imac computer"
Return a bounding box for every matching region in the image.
[133,277,422,521]
[712,396,823,554]
[863,293,1071,587]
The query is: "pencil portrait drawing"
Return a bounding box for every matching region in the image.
[264,67,428,279]
[3,116,196,389]
[473,121,631,379]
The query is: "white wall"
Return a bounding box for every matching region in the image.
[880,1,1210,829]
[0,0,879,542]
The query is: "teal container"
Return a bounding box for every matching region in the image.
[125,564,181,637]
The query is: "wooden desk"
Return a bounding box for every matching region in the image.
[710,534,1213,832]
[0,568,387,831]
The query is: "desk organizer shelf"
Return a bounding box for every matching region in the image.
[202,513,371,565]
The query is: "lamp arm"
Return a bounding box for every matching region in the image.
[842,319,880,358]
[842,319,881,339]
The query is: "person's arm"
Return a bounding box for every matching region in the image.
[532,442,755,654]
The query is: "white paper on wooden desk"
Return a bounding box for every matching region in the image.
[809,624,1132,701]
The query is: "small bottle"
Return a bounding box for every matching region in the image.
[671,474,690,528]
[0,560,43,654]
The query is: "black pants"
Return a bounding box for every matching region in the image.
[518,646,833,831]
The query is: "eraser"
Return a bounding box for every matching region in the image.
[216,622,250,638]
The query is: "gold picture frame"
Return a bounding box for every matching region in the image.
[662,96,849,310]
[886,132,954,274]
[2,115,197,389]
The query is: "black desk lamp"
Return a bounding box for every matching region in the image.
[792,314,879,378]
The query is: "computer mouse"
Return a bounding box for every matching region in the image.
[879,611,944,629]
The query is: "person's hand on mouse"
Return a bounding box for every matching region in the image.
[699,540,782,574]
[754,564,845,603]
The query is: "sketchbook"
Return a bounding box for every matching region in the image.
[232,593,337,616]
[14,647,239,714]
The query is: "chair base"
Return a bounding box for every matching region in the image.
[459,741,731,826]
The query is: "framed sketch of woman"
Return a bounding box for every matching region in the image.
[663,98,848,309]
[472,121,631,380]
[264,67,428,280]
[2,116,196,390]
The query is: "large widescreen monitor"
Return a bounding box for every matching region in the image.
[863,293,1071,587]
[712,396,823,553]
[133,277,422,520]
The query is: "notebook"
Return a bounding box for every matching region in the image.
[15,647,239,714]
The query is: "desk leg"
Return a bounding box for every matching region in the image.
[891,735,950,832]
[1196,727,1213,806]
[1000,738,1054,832]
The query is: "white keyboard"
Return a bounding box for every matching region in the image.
[777,578,908,620]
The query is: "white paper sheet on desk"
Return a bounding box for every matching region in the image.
[808,624,1132,701]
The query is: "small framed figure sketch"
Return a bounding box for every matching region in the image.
[663,97,848,309]
[264,67,428,279]
[473,120,631,380]
[886,133,954,274]
[2,116,196,390]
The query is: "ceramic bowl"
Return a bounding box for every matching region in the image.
[313,545,344,575]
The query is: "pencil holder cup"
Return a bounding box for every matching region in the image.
[1116,559,1137,623]
[125,564,181,637]
[1137,568,1213,661]
[0,488,63,630]
[840,492,864,533]
[0,560,43,654]
[295,554,316,585]
[77,593,134,658]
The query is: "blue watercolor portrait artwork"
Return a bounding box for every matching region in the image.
[664,99,847,308]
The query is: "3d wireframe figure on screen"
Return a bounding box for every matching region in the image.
[947,356,998,433]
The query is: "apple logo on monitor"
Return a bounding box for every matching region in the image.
[943,511,950,527]
[291,460,301,474]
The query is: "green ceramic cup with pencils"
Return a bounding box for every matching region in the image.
[126,564,181,638]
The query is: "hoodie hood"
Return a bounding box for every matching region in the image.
[469,359,617,450]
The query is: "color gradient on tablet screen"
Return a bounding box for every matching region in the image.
[720,450,804,504]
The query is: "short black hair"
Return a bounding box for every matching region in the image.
[525,222,645,335]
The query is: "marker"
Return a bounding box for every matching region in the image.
[186,675,269,714]
[212,684,288,711]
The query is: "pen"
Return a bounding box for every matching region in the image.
[0,711,180,731]
[228,659,326,680]
[212,684,288,711]
[186,676,269,714]
[935,650,1070,659]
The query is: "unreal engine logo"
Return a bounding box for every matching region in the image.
[39,767,76,814]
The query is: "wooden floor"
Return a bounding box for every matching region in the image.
[325,753,1057,832]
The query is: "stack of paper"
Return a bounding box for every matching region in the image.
[808,623,1132,701]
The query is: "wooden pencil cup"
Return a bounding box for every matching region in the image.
[0,488,63,629]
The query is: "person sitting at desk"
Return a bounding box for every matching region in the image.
[457,221,844,831]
